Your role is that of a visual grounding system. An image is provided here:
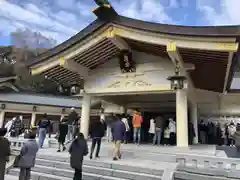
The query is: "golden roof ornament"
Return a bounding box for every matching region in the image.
[94,0,111,8]
[92,0,118,20]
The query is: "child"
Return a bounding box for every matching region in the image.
[164,127,170,146]
[148,118,156,144]
[17,131,39,180]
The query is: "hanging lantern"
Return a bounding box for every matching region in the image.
[167,62,187,90]
[32,106,37,112]
[70,84,81,94]
[1,104,5,110]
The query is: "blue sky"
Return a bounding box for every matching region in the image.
[0,0,239,45]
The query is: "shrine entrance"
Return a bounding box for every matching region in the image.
[101,93,177,143]
[28,4,238,147]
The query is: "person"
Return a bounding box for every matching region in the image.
[73,118,80,139]
[234,124,240,152]
[148,117,155,143]
[37,113,50,148]
[17,131,39,180]
[10,116,24,138]
[163,126,170,146]
[0,128,10,180]
[48,121,53,138]
[69,132,88,180]
[57,117,68,152]
[67,108,79,141]
[89,118,106,159]
[153,116,164,145]
[216,123,223,146]
[228,122,236,147]
[132,110,143,145]
[4,117,15,137]
[121,113,130,144]
[168,118,176,145]
[111,116,126,161]
[188,121,195,145]
[199,120,206,144]
[105,113,115,142]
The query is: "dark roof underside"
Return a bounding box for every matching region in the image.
[28,15,240,67]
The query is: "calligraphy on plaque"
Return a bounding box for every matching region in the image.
[119,50,135,73]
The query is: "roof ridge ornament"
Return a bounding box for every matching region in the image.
[93,0,118,21]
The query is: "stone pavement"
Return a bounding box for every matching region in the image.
[5,174,17,180]
[38,147,178,170]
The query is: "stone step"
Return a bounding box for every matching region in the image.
[33,164,162,180]
[8,168,128,180]
[174,171,240,180]
[5,174,18,180]
[36,155,164,177]
[174,166,240,180]
[48,140,217,156]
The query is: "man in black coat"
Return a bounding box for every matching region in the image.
[89,118,106,159]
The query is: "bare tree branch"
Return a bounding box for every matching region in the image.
[9,28,59,94]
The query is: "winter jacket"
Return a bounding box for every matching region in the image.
[132,114,143,128]
[111,120,126,141]
[149,119,156,134]
[69,138,88,170]
[121,118,130,132]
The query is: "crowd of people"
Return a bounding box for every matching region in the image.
[2,109,240,180]
[198,120,240,148]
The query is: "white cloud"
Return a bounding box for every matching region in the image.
[111,0,173,23]
[199,0,240,25]
[0,0,174,44]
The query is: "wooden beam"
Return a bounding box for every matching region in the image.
[59,57,89,78]
[113,26,239,52]
[31,60,60,75]
[223,52,234,93]
[30,24,238,77]
[107,36,130,50]
[167,41,195,89]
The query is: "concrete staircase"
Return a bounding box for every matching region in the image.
[7,138,240,180]
[174,166,240,180]
[7,152,166,180]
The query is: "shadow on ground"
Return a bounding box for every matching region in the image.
[217,146,240,158]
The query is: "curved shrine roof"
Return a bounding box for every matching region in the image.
[28,15,240,67]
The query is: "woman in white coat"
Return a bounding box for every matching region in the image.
[4,117,16,137]
[121,114,130,144]
[168,118,176,145]
[149,118,156,144]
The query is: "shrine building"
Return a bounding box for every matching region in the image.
[28,5,240,147]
